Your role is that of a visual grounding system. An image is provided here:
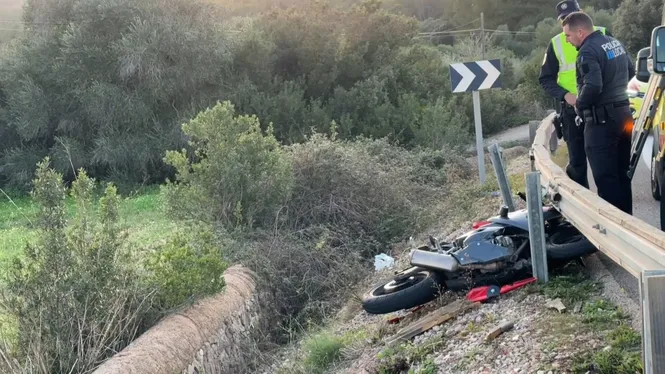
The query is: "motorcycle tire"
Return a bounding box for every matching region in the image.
[361,269,443,315]
[546,223,597,260]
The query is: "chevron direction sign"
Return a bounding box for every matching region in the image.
[450,59,502,93]
[448,59,502,184]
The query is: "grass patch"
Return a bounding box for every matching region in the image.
[540,274,600,304]
[117,188,178,247]
[377,334,446,374]
[451,346,482,371]
[0,186,176,272]
[572,346,643,374]
[508,172,527,195]
[302,332,346,374]
[499,139,531,149]
[582,299,630,330]
[525,262,601,304]
[608,324,642,350]
[460,320,482,336]
[551,144,570,169]
[445,177,500,220]
[570,299,642,374]
[281,328,369,374]
[524,263,642,373]
[411,358,438,374]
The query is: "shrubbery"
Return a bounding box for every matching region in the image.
[163,101,293,229]
[285,133,454,242]
[162,102,471,339]
[144,225,228,311]
[0,0,552,192]
[2,161,145,373]
[1,159,227,373]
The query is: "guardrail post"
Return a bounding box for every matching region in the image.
[489,143,515,212]
[526,171,549,283]
[529,120,539,146]
[640,270,665,374]
[549,125,558,154]
[529,150,536,172]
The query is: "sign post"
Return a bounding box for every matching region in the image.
[450,59,502,184]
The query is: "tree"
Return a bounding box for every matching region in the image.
[614,0,663,55]
[0,0,234,190]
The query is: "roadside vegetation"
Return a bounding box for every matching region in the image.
[538,270,643,374]
[0,0,656,372]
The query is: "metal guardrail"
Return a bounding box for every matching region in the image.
[531,113,665,277]
[531,113,665,374]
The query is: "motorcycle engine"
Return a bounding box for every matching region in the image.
[493,235,515,252]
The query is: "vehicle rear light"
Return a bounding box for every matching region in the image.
[472,221,491,229]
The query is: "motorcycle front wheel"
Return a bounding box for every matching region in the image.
[546,223,597,260]
[361,268,443,315]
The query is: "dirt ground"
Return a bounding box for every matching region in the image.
[262,146,642,374]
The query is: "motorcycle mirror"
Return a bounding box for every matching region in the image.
[499,205,509,218]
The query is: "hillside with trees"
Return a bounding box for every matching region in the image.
[0,0,662,372]
[0,0,661,190]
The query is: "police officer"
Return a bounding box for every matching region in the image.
[562,11,634,215]
[539,0,610,189]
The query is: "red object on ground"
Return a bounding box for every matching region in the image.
[466,277,537,303]
[500,277,537,293]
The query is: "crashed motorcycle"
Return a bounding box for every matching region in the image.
[361,204,596,314]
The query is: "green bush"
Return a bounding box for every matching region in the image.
[302,331,346,374]
[412,98,472,151]
[613,0,662,55]
[1,159,230,373]
[2,159,153,373]
[233,226,368,331]
[286,134,448,244]
[145,226,228,310]
[0,0,233,190]
[218,127,462,338]
[163,101,294,229]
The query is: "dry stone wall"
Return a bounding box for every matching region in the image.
[93,265,272,374]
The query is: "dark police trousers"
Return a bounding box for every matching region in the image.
[584,104,633,215]
[561,104,589,189]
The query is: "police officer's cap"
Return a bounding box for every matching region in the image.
[556,0,581,20]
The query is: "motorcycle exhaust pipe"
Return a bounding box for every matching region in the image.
[410,249,459,272]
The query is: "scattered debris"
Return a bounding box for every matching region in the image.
[386,305,425,325]
[374,253,396,271]
[546,298,567,313]
[485,321,515,342]
[386,299,480,346]
[574,301,584,314]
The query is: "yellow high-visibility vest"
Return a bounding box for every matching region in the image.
[551,26,607,95]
